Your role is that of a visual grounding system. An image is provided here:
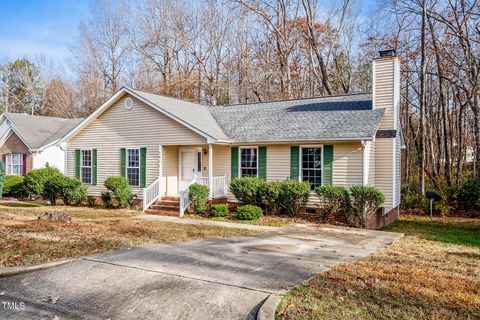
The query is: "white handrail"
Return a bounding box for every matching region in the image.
[142,178,162,211]
[194,175,228,199]
[179,174,197,217]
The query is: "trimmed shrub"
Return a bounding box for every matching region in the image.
[101,191,113,208]
[87,195,96,207]
[23,166,61,196]
[3,176,25,197]
[209,203,229,217]
[259,181,282,215]
[230,177,265,207]
[277,180,311,216]
[66,181,88,205]
[347,186,385,227]
[315,185,351,222]
[236,204,263,220]
[188,183,209,214]
[44,175,85,206]
[104,176,132,208]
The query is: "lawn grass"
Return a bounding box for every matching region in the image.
[0,205,258,267]
[276,215,480,320]
[183,213,310,227]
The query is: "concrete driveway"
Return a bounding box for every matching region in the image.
[0,224,402,320]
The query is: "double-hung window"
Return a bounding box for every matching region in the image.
[240,147,257,177]
[6,154,23,175]
[126,148,140,186]
[80,150,92,184]
[301,147,322,190]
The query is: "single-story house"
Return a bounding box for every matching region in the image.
[0,113,82,175]
[59,50,402,228]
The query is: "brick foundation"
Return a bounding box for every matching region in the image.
[365,206,400,229]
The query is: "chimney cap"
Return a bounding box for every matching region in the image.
[379,49,396,58]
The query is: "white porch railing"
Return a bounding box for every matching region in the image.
[179,175,228,217]
[195,175,228,199]
[179,175,197,217]
[142,178,162,211]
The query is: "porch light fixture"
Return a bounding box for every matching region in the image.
[203,148,207,155]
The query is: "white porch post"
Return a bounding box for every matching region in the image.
[208,143,213,199]
[159,145,163,197]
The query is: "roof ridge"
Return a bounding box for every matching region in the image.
[214,92,372,108]
[127,86,208,108]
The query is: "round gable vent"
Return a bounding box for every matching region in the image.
[124,97,134,110]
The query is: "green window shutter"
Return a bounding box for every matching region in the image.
[323,145,333,185]
[231,147,239,180]
[92,149,97,186]
[140,147,147,188]
[120,148,126,177]
[290,146,299,180]
[75,149,80,179]
[258,146,267,180]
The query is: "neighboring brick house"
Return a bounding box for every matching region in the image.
[0,113,82,175]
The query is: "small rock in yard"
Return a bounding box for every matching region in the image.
[38,211,71,222]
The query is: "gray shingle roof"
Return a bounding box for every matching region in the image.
[129,88,229,141]
[209,93,384,142]
[4,113,83,150]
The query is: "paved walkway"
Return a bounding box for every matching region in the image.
[0,224,402,320]
[135,214,279,231]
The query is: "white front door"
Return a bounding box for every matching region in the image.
[179,148,201,190]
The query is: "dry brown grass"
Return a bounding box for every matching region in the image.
[0,205,257,267]
[184,213,310,227]
[277,216,480,320]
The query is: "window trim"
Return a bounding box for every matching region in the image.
[299,145,324,190]
[125,147,141,187]
[238,146,259,178]
[6,153,24,176]
[80,149,93,185]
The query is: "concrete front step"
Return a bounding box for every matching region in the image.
[144,209,179,216]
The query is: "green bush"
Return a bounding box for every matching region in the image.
[24,166,61,196]
[87,195,96,207]
[3,176,25,197]
[101,191,113,208]
[259,181,282,214]
[44,175,85,206]
[401,192,425,210]
[315,185,351,222]
[209,203,229,217]
[277,180,311,216]
[104,176,132,208]
[66,181,88,205]
[347,186,385,227]
[188,183,209,214]
[0,159,5,198]
[230,177,265,207]
[236,204,263,220]
[455,177,480,212]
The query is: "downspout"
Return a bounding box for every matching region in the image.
[362,140,367,186]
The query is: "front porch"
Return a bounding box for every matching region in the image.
[142,144,230,215]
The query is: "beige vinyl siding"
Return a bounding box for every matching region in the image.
[332,142,363,186]
[395,135,401,207]
[266,145,290,182]
[368,140,376,185]
[374,138,394,210]
[162,146,178,196]
[66,94,207,196]
[373,58,396,131]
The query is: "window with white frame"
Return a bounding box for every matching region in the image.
[240,147,257,177]
[6,154,23,175]
[80,150,92,184]
[126,148,140,186]
[301,147,322,190]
